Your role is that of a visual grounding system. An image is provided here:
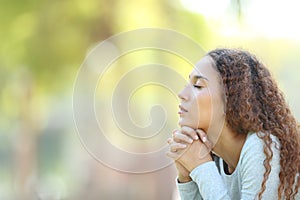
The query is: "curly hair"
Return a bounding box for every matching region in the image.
[207,48,300,200]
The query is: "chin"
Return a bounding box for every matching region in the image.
[178,119,198,129]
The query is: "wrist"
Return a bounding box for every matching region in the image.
[177,175,192,183]
[186,156,213,172]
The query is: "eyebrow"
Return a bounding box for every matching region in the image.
[189,75,209,81]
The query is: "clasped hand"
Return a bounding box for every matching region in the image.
[166,126,213,177]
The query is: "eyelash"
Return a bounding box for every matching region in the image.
[193,85,203,89]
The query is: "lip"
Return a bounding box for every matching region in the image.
[178,105,188,115]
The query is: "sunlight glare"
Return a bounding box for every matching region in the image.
[180,0,300,40]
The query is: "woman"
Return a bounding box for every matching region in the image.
[167,48,300,200]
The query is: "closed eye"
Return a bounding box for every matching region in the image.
[193,85,203,89]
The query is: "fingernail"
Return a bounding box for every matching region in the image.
[194,135,199,140]
[181,144,187,148]
[203,137,207,142]
[188,138,193,143]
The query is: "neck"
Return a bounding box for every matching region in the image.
[212,127,247,173]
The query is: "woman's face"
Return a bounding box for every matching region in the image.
[178,56,225,133]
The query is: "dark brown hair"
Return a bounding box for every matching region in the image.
[208,48,300,200]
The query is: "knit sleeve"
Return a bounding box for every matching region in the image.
[176,179,202,200]
[189,162,231,200]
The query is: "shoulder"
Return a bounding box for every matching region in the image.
[241,132,280,159]
[238,133,281,196]
[240,133,264,161]
[239,132,280,173]
[239,133,265,173]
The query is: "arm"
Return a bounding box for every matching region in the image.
[173,128,230,200]
[177,180,203,200]
[167,127,205,200]
[190,162,231,200]
[175,161,203,199]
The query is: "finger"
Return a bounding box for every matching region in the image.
[173,130,194,144]
[196,129,213,150]
[181,126,199,140]
[166,151,180,160]
[172,129,177,135]
[167,138,172,144]
[170,143,187,152]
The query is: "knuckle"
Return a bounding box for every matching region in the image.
[182,126,193,132]
[173,134,180,141]
[174,131,181,137]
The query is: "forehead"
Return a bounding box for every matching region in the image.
[190,56,219,81]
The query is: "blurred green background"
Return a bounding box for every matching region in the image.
[1,0,300,199]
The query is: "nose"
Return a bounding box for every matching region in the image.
[178,85,189,101]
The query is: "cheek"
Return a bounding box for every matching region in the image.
[197,92,212,111]
[196,92,213,123]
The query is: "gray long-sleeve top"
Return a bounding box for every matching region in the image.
[177,133,300,200]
